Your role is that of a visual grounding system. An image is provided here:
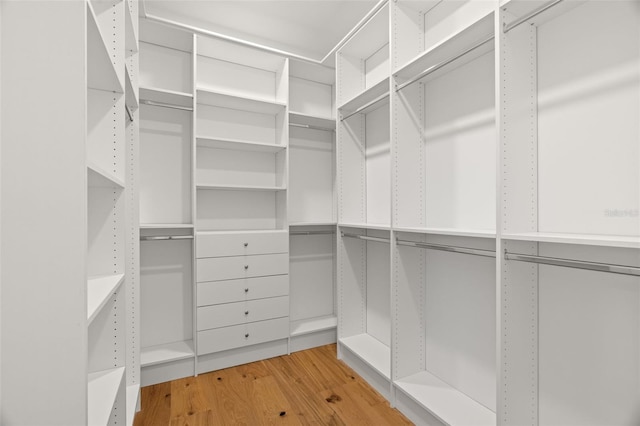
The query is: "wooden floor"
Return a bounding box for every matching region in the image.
[134,344,412,425]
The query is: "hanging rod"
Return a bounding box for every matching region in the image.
[340,92,389,121]
[395,35,494,92]
[290,230,336,236]
[140,99,194,112]
[289,122,335,132]
[396,238,496,258]
[125,105,134,122]
[505,251,640,277]
[140,235,194,241]
[503,0,564,33]
[341,232,390,244]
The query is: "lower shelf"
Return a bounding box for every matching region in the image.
[290,315,337,336]
[88,367,125,426]
[395,371,496,426]
[141,340,195,367]
[339,333,390,379]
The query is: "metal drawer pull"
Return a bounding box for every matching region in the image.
[244,288,249,293]
[244,242,248,247]
[245,333,249,338]
[245,311,249,315]
[244,265,249,270]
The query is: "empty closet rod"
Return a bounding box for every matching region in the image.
[396,238,496,258]
[125,105,134,122]
[140,235,194,241]
[140,99,194,112]
[340,92,390,121]
[290,230,336,236]
[395,35,494,93]
[341,232,390,244]
[289,122,335,132]
[503,0,564,33]
[505,251,640,277]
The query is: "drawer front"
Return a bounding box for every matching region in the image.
[197,275,289,306]
[197,296,289,331]
[197,231,288,258]
[197,317,289,355]
[197,253,289,282]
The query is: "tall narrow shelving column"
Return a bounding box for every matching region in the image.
[194,36,291,373]
[288,59,338,352]
[138,20,196,386]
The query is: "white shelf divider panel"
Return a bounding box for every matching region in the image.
[395,371,496,426]
[88,367,125,426]
[87,2,124,93]
[125,384,140,426]
[340,334,391,379]
[88,164,126,189]
[87,274,126,324]
[196,88,286,115]
[290,315,337,337]
[141,340,195,367]
[139,87,193,108]
[196,136,286,153]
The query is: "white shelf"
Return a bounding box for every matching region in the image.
[290,222,337,227]
[87,2,123,93]
[196,183,286,192]
[126,384,140,426]
[291,315,337,336]
[125,65,138,111]
[394,226,496,239]
[501,232,640,249]
[339,222,391,231]
[88,367,125,426]
[88,163,125,189]
[141,340,195,367]
[393,13,494,86]
[197,229,288,236]
[87,274,125,324]
[395,371,496,426]
[139,86,193,108]
[196,88,286,115]
[340,334,390,379]
[196,136,286,153]
[289,111,336,130]
[338,77,389,115]
[140,223,194,229]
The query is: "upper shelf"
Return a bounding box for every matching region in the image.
[393,13,495,88]
[289,112,335,131]
[501,232,640,249]
[196,136,286,153]
[196,88,286,115]
[87,2,123,93]
[139,87,193,110]
[338,77,389,117]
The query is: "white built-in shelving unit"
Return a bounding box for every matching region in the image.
[288,59,338,352]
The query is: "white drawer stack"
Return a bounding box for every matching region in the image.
[196,230,289,357]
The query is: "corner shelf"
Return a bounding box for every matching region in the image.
[196,136,286,153]
[141,340,195,367]
[88,164,125,189]
[87,274,125,324]
[337,77,389,116]
[87,2,123,93]
[291,315,337,337]
[340,334,390,379]
[88,367,125,426]
[196,88,286,115]
[395,371,496,426]
[196,183,286,192]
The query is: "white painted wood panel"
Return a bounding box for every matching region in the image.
[197,230,289,258]
[197,253,289,282]
[197,275,289,306]
[197,317,289,355]
[197,296,289,330]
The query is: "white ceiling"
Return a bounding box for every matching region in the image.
[141,0,380,64]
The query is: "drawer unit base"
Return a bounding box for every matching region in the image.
[196,339,288,374]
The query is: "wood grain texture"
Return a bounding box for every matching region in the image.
[134,344,411,425]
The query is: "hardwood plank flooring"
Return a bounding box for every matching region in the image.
[134,344,412,425]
